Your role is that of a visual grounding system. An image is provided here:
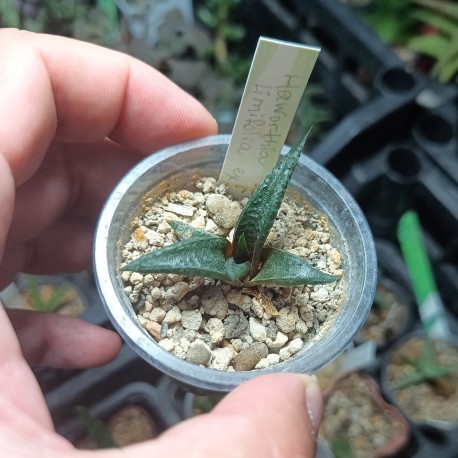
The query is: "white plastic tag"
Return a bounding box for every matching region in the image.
[219,37,320,198]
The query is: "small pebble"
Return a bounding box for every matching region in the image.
[210,347,233,370]
[164,306,182,324]
[181,309,202,330]
[186,339,212,366]
[233,342,268,371]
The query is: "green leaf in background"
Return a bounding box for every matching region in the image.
[407,35,449,60]
[26,277,71,313]
[363,0,416,45]
[251,248,337,286]
[222,23,245,41]
[408,0,458,82]
[96,0,118,29]
[0,0,20,27]
[410,9,458,36]
[392,338,454,391]
[413,0,458,21]
[233,134,308,276]
[76,406,117,449]
[438,53,458,83]
[122,237,247,282]
[331,436,355,458]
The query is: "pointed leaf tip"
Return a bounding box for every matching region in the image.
[233,133,311,277]
[121,236,249,282]
[251,248,338,286]
[298,126,313,152]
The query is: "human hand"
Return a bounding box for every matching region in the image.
[3,304,322,457]
[0,29,323,457]
[0,28,217,288]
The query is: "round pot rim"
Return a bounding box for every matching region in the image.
[94,134,377,393]
[322,371,410,457]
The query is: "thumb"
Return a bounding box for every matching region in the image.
[212,373,322,457]
[100,373,322,458]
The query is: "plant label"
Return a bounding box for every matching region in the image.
[219,36,320,198]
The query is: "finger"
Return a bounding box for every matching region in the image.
[0,304,54,428]
[7,140,142,246]
[91,373,322,458]
[1,141,144,287]
[0,154,15,263]
[0,28,217,186]
[0,220,94,288]
[7,309,122,368]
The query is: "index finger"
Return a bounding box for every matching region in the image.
[0,29,217,185]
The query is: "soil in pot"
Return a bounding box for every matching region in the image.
[384,335,458,425]
[120,176,344,372]
[77,405,157,449]
[320,372,410,458]
[355,279,412,349]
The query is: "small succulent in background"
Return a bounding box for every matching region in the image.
[392,338,455,396]
[196,0,248,82]
[331,436,356,458]
[122,135,337,287]
[25,276,72,313]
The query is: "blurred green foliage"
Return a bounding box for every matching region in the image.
[360,0,458,82]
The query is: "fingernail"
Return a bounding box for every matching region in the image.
[302,374,323,437]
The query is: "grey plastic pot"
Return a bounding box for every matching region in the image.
[93,134,377,393]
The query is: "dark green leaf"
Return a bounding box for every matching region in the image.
[234,232,249,262]
[168,220,217,240]
[251,248,337,286]
[224,257,250,281]
[233,133,309,276]
[122,237,247,281]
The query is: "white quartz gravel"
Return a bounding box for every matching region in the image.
[121,177,344,371]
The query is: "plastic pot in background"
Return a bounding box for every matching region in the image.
[320,371,410,458]
[354,276,416,352]
[9,273,90,316]
[381,331,458,432]
[93,134,377,393]
[57,381,184,448]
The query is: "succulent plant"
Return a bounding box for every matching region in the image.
[122,136,337,287]
[392,338,455,395]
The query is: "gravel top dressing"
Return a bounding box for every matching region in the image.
[120,177,344,371]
